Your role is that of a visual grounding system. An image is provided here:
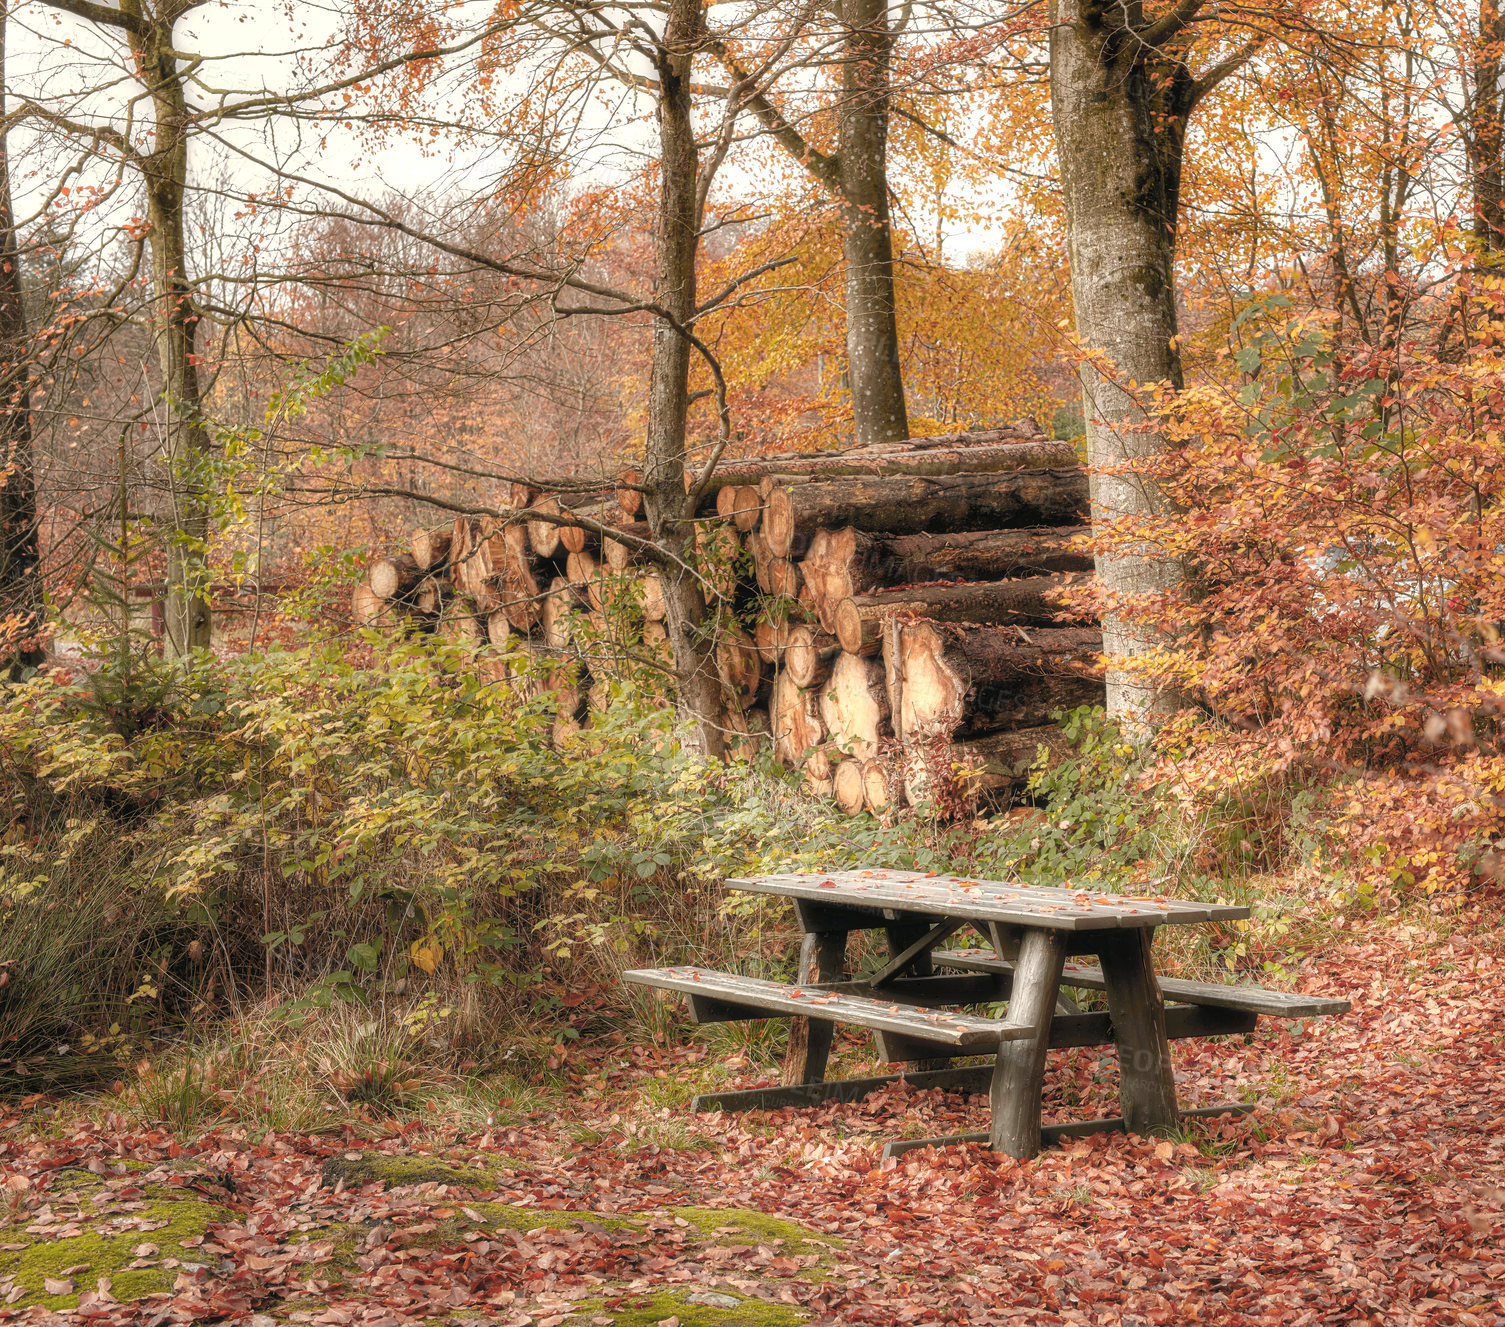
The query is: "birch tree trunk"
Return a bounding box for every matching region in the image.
[838,0,909,445]
[1051,0,1196,723]
[129,11,212,656]
[643,0,726,758]
[0,7,41,676]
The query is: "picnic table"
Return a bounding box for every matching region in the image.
[623,868,1350,1159]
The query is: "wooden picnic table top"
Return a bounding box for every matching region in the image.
[727,868,1250,931]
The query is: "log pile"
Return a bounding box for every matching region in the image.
[350,421,1104,813]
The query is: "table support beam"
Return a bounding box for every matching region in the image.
[870,917,966,987]
[988,927,1067,1158]
[779,930,847,1085]
[695,1063,996,1113]
[1096,928,1180,1135]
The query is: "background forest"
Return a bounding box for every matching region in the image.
[0,0,1501,1114]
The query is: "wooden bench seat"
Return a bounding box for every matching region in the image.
[935,949,1351,1018]
[621,966,1034,1049]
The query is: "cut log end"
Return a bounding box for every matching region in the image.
[819,652,889,762]
[369,554,421,601]
[351,582,383,626]
[783,625,837,689]
[833,759,866,815]
[411,527,453,572]
[861,759,893,813]
[527,495,563,559]
[617,468,643,517]
[833,596,885,656]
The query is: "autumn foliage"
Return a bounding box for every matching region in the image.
[1080,288,1505,892]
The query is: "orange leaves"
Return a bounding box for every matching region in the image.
[1086,293,1505,892]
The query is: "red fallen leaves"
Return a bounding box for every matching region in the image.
[0,919,1502,1325]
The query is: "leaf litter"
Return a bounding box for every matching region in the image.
[0,917,1500,1325]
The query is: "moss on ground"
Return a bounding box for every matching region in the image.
[669,1207,839,1258]
[566,1289,807,1326]
[0,1191,229,1311]
[319,1152,524,1190]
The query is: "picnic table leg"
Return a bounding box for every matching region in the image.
[1096,928,1180,1135]
[988,927,1066,1159]
[884,917,948,1072]
[780,930,847,1086]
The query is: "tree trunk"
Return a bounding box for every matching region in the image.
[133,15,212,656]
[1471,0,1505,251]
[643,0,725,758]
[0,10,41,676]
[839,0,909,444]
[1052,0,1195,722]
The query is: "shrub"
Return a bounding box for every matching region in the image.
[1084,293,1505,894]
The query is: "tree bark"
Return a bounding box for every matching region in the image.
[804,526,1093,624]
[762,466,1089,557]
[130,11,213,656]
[0,9,41,676]
[890,620,1105,741]
[1470,0,1505,251]
[838,0,909,444]
[1051,0,1196,722]
[642,0,725,758]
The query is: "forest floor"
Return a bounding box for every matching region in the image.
[0,905,1501,1327]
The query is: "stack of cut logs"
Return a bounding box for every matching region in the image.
[351,420,1105,814]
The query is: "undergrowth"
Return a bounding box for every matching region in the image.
[1,636,1368,1074]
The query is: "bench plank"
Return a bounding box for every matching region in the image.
[936,949,1351,1018]
[871,1004,1258,1061]
[622,967,1034,1048]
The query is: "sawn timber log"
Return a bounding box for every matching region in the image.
[761,467,1090,558]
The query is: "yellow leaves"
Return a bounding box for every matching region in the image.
[409,938,444,974]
